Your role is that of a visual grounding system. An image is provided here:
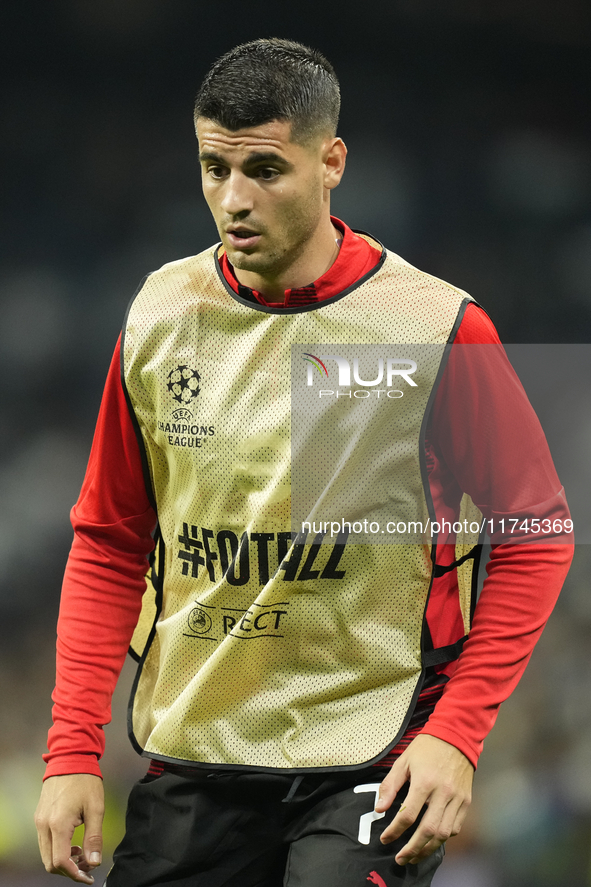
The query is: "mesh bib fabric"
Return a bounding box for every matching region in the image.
[123,239,474,770]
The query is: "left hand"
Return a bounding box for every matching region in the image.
[376,733,474,865]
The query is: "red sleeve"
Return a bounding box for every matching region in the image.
[43,336,157,779]
[420,302,574,766]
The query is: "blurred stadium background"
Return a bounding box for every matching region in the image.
[1,1,591,884]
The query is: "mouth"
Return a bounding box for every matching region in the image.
[225,227,262,250]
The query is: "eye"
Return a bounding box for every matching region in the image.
[207,165,228,180]
[256,167,280,181]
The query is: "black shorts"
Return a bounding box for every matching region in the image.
[104,765,444,887]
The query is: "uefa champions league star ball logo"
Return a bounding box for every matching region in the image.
[167,365,200,404]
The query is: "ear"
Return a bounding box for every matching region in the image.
[323,138,347,190]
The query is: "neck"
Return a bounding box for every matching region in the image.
[233,216,342,302]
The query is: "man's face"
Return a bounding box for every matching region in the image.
[197,117,341,280]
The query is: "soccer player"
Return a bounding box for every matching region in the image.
[35,38,573,887]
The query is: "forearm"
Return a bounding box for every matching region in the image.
[421,540,574,767]
[44,524,153,778]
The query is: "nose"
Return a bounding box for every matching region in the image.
[220,171,254,217]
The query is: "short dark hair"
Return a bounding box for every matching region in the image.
[194,38,340,143]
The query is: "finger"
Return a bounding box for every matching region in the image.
[375,761,409,813]
[396,816,448,865]
[70,845,95,875]
[36,821,55,874]
[396,826,442,864]
[380,795,425,845]
[404,835,444,866]
[51,833,95,883]
[395,793,466,864]
[82,805,104,870]
[54,856,95,883]
[380,775,431,845]
[36,820,80,880]
[62,847,98,883]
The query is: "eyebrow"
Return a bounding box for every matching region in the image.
[199,150,292,169]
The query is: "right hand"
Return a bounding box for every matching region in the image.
[35,774,104,884]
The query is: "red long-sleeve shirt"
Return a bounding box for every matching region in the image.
[43,222,573,779]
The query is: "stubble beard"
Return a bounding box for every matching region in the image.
[229,194,323,282]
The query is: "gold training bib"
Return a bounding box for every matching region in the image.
[124,238,476,771]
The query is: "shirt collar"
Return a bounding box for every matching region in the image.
[219,217,382,309]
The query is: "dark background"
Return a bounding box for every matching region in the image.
[1,2,591,884]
